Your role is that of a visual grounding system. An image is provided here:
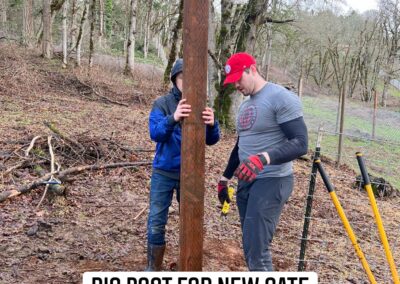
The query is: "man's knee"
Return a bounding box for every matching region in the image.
[147,224,166,245]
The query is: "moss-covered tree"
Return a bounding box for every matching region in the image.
[213,0,243,128]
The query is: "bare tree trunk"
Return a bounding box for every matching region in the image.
[76,1,89,67]
[42,0,52,58]
[36,16,43,43]
[298,68,303,99]
[156,36,160,57]
[163,6,171,46]
[264,25,273,81]
[337,78,346,166]
[335,91,341,133]
[178,36,183,58]
[123,0,130,56]
[207,0,218,108]
[372,88,378,139]
[381,74,390,107]
[237,0,262,53]
[143,0,153,59]
[236,0,267,53]
[262,0,277,79]
[380,0,400,107]
[163,0,183,84]
[22,0,34,47]
[155,35,167,64]
[62,0,68,67]
[125,0,137,75]
[88,0,96,68]
[0,0,7,33]
[99,0,104,48]
[213,0,236,127]
[68,0,77,50]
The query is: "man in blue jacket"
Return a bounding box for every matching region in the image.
[146,59,220,271]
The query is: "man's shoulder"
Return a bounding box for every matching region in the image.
[264,82,300,103]
[265,82,294,96]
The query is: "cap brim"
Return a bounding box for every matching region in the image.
[223,70,243,86]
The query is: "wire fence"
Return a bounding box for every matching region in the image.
[295,96,400,283]
[303,94,400,190]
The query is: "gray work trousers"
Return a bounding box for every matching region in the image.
[237,174,294,271]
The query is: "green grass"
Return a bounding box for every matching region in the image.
[303,94,400,191]
[302,96,400,143]
[134,50,164,67]
[345,115,400,142]
[100,43,164,68]
[302,97,337,122]
[308,131,400,190]
[376,79,400,99]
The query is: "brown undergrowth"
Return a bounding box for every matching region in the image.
[1,44,399,284]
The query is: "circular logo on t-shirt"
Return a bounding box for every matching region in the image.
[238,104,257,131]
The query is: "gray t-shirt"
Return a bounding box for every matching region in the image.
[236,82,303,178]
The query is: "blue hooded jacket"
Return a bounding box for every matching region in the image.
[149,60,220,176]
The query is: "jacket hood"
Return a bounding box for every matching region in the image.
[170,58,183,84]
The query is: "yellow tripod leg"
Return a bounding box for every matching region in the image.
[356,152,399,284]
[315,160,377,284]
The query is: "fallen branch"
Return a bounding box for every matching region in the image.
[103,139,154,153]
[92,87,129,107]
[0,35,18,41]
[44,121,85,152]
[0,161,151,203]
[4,162,26,175]
[36,184,50,209]
[134,204,148,220]
[262,16,295,24]
[36,136,57,209]
[3,159,48,176]
[25,136,42,157]
[77,78,129,107]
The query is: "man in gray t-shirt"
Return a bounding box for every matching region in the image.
[217,52,308,271]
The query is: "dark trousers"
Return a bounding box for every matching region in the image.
[236,174,294,271]
[147,172,180,245]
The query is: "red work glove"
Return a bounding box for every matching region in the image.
[234,154,266,182]
[217,180,231,205]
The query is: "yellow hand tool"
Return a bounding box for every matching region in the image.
[315,159,377,284]
[221,186,235,216]
[356,152,399,284]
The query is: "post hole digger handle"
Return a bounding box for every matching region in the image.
[315,159,377,284]
[314,160,334,193]
[355,152,371,185]
[355,152,400,284]
[221,186,235,216]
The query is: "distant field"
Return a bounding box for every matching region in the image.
[376,79,400,99]
[302,95,400,191]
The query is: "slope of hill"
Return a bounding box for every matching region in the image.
[1,44,399,283]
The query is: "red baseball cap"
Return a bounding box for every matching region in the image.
[223,52,256,86]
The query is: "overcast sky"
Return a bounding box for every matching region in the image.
[346,0,378,13]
